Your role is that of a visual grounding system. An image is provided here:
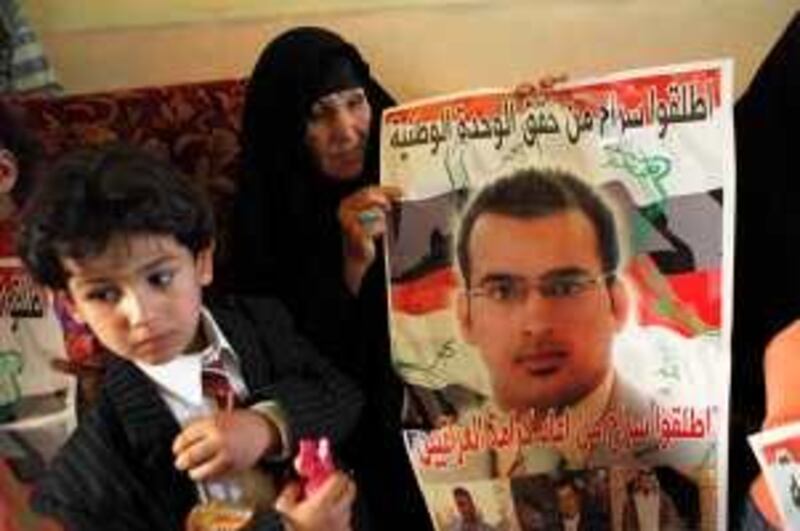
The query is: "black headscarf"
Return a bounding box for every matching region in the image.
[730,11,800,520]
[225,28,433,530]
[227,27,395,302]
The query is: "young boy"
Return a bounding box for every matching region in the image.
[17,144,362,530]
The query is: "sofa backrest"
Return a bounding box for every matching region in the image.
[16,78,247,243]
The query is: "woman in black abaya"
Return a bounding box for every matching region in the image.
[225,27,432,530]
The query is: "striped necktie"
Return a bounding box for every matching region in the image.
[201,357,240,409]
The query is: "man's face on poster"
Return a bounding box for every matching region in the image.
[453,491,478,521]
[557,483,582,519]
[632,469,659,496]
[457,209,628,412]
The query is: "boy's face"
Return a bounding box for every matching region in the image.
[61,234,213,365]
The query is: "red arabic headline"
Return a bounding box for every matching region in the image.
[385,69,720,124]
[408,404,715,470]
[0,266,45,317]
[386,70,721,153]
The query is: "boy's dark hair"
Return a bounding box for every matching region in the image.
[18,143,215,289]
[0,99,43,206]
[456,168,620,287]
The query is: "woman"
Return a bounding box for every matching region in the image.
[225,27,432,530]
[733,12,800,530]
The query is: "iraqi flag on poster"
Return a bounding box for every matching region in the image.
[381,61,733,530]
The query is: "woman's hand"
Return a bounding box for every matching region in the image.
[337,185,402,294]
[763,320,800,428]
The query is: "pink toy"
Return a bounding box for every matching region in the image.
[293,437,335,498]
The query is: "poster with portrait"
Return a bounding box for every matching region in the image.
[381,60,733,530]
[0,253,76,479]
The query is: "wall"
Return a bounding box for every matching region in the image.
[22,1,799,100]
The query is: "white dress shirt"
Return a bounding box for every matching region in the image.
[135,307,280,508]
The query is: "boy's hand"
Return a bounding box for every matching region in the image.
[274,472,355,531]
[172,410,280,481]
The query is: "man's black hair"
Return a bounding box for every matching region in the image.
[456,168,620,287]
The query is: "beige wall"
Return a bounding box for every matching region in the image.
[23,1,798,100]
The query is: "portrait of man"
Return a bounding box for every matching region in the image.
[451,168,708,473]
[621,468,687,530]
[455,167,628,414]
[446,486,498,531]
[405,169,710,531]
[554,477,610,531]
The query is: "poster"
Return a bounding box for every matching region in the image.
[382,60,733,530]
[0,252,77,480]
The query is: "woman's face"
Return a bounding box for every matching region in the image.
[305,87,372,181]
